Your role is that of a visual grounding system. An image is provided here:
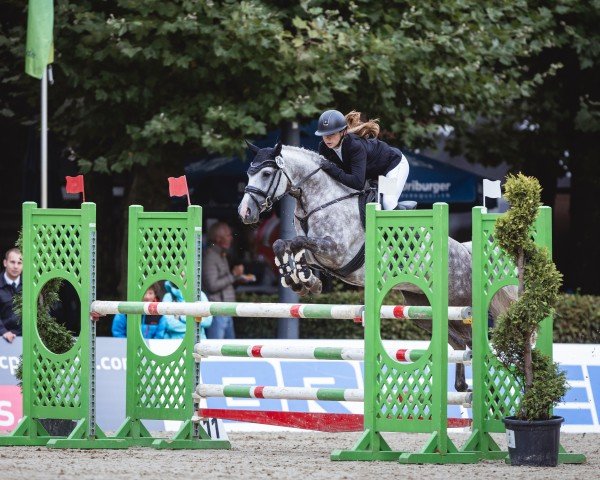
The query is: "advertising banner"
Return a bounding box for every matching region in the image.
[1,339,599,433]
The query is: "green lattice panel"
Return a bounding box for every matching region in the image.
[131,220,192,420]
[16,203,96,430]
[465,207,565,460]
[376,225,435,294]
[32,224,82,288]
[136,347,188,411]
[28,220,87,419]
[32,343,83,409]
[482,354,521,420]
[375,353,434,422]
[479,226,522,423]
[370,207,448,436]
[481,229,517,297]
[136,227,188,291]
[332,204,465,462]
[373,222,436,432]
[479,221,546,423]
[123,206,201,427]
[112,206,230,449]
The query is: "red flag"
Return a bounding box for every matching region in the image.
[168,175,190,205]
[65,175,86,202]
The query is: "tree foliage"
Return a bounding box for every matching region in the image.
[492,173,567,420]
[1,0,558,172]
[450,1,600,293]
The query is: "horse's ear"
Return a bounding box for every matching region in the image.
[273,140,282,157]
[245,139,261,154]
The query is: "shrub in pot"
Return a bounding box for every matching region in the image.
[492,174,567,467]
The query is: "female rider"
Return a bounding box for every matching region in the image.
[315,109,409,210]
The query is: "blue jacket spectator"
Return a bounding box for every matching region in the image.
[111,312,167,339]
[111,282,167,339]
[162,281,212,340]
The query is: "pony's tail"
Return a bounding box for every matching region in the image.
[346,110,380,139]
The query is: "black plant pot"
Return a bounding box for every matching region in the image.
[503,416,563,467]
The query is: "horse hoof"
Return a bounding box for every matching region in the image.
[290,282,309,296]
[309,280,322,295]
[297,285,310,296]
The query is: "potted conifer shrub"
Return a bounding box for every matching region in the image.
[492,173,567,467]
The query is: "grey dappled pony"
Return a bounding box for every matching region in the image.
[238,141,515,392]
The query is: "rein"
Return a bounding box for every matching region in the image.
[294,191,363,235]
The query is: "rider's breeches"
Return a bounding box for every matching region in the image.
[382,155,410,210]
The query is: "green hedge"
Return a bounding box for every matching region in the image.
[554,294,600,343]
[234,291,600,344]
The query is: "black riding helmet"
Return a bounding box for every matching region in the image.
[315,109,347,136]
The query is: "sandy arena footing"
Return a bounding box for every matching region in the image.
[0,432,597,480]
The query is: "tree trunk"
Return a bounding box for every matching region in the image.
[517,247,524,296]
[524,329,534,391]
[517,247,534,393]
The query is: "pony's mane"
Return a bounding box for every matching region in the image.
[282,145,322,165]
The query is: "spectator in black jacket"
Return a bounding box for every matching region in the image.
[316,110,410,210]
[1,248,23,343]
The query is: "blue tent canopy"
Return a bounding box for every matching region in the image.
[185,127,484,205]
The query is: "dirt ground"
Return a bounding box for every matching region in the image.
[0,431,597,480]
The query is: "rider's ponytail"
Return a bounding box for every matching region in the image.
[345,110,380,139]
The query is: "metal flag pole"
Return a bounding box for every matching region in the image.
[41,66,48,208]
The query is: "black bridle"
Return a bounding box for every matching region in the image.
[244,156,321,213]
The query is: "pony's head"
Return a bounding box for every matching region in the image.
[238,140,289,224]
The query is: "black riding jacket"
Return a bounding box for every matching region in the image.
[318,133,403,190]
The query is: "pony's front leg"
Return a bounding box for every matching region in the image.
[273,239,310,295]
[289,235,341,295]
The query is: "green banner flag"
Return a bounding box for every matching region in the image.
[25,0,54,79]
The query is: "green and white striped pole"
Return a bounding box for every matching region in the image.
[194,384,472,406]
[194,344,472,364]
[91,301,471,322]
